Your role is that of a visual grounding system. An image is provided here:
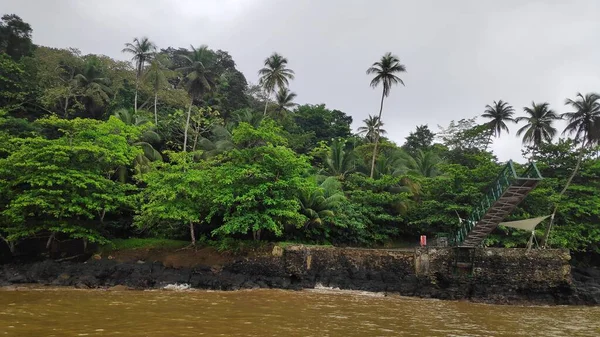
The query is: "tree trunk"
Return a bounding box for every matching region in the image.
[83,238,88,253]
[154,92,158,124]
[183,98,193,152]
[46,232,55,250]
[541,140,587,248]
[369,90,386,178]
[64,95,70,118]
[134,76,139,114]
[252,229,262,241]
[189,222,196,246]
[8,241,15,255]
[192,130,199,152]
[263,92,270,116]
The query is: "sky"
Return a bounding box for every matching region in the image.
[3,0,600,162]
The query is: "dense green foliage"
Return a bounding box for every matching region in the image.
[1,14,599,256]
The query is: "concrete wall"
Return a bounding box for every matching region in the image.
[278,245,574,304]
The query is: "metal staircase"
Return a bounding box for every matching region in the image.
[455,161,543,248]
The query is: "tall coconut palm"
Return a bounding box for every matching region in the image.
[366,52,406,178]
[274,87,297,118]
[481,100,515,145]
[178,45,216,152]
[542,93,600,247]
[258,53,295,115]
[515,102,561,150]
[357,115,387,143]
[122,37,156,113]
[144,54,170,124]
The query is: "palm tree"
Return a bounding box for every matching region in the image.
[400,150,442,177]
[178,45,216,152]
[321,139,356,180]
[515,102,561,150]
[481,100,515,145]
[122,37,156,113]
[357,115,387,143]
[366,52,406,178]
[299,177,346,228]
[113,108,162,177]
[75,57,112,118]
[144,54,170,124]
[197,124,234,158]
[542,93,600,247]
[274,87,297,118]
[258,53,295,115]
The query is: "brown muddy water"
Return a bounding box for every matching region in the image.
[0,287,599,337]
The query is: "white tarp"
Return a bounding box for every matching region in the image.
[499,215,551,231]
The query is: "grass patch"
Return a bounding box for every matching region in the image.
[99,238,189,253]
[275,241,333,248]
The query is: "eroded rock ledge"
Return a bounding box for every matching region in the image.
[1,246,598,305]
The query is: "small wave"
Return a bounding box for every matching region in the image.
[162,283,191,291]
[308,284,385,297]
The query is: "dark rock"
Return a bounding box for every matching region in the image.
[0,247,598,306]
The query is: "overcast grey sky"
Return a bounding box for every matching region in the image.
[3,0,600,162]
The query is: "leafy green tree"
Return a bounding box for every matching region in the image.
[30,47,85,117]
[403,124,435,155]
[437,118,493,153]
[291,104,353,153]
[258,53,295,115]
[0,117,141,250]
[208,120,310,240]
[0,53,26,111]
[514,139,599,252]
[0,14,34,61]
[122,37,156,113]
[358,115,386,143]
[543,92,600,246]
[179,45,216,152]
[481,100,515,145]
[515,101,561,151]
[136,152,209,246]
[366,52,407,178]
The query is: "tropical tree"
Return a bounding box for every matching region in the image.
[74,57,112,118]
[515,102,561,150]
[357,115,386,143]
[481,100,515,144]
[122,37,156,113]
[274,87,297,117]
[144,54,170,124]
[366,52,406,178]
[178,45,216,152]
[299,177,346,228]
[543,92,600,246]
[113,109,162,175]
[258,53,295,115]
[321,139,356,180]
[400,149,442,177]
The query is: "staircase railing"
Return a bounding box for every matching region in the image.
[453,161,542,246]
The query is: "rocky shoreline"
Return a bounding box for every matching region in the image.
[1,246,599,305]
